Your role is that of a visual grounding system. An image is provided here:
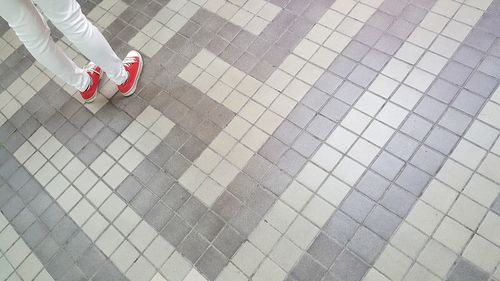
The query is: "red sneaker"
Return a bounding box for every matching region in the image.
[118,50,143,97]
[80,63,102,103]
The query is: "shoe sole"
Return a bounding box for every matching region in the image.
[122,52,143,97]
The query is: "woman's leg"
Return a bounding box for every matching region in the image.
[0,0,90,91]
[35,0,128,85]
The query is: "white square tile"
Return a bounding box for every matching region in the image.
[421,179,458,213]
[119,147,145,172]
[96,225,124,257]
[362,120,394,147]
[463,235,500,273]
[463,174,499,208]
[100,193,126,221]
[281,181,313,212]
[395,42,425,64]
[294,39,320,60]
[376,102,408,129]
[355,91,385,116]
[252,258,286,281]
[478,211,500,246]
[417,52,447,75]
[283,79,310,101]
[248,221,281,254]
[129,221,156,251]
[347,138,379,166]
[73,168,98,194]
[114,207,141,236]
[264,200,297,233]
[312,144,343,171]
[478,153,500,183]
[302,195,335,227]
[326,126,358,153]
[417,239,457,278]
[144,236,174,268]
[211,160,239,187]
[296,162,329,191]
[194,178,225,206]
[381,58,412,82]
[58,185,82,212]
[226,143,253,169]
[241,126,268,152]
[70,198,95,226]
[374,245,412,281]
[83,212,109,241]
[102,163,129,189]
[233,241,265,275]
[390,85,422,110]
[161,252,191,281]
[408,27,438,49]
[5,239,30,268]
[433,216,472,253]
[285,216,319,250]
[449,195,487,230]
[319,10,344,29]
[435,159,472,191]
[126,256,156,281]
[341,109,371,134]
[111,240,140,272]
[391,222,428,259]
[404,67,435,92]
[406,200,444,235]
[269,237,302,271]
[317,176,350,207]
[332,156,365,186]
[450,139,486,170]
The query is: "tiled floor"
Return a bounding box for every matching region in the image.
[1,0,500,280]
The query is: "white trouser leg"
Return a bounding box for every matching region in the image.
[35,0,128,85]
[0,0,91,91]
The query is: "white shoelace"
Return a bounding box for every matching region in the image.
[123,57,137,67]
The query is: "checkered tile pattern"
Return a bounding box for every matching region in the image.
[1,0,500,280]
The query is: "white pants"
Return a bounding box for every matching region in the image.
[0,0,127,91]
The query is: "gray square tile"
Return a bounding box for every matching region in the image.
[196,246,228,280]
[288,104,315,128]
[302,88,329,111]
[380,184,416,217]
[246,185,276,216]
[131,188,159,216]
[230,207,260,236]
[261,166,292,196]
[491,194,500,215]
[148,171,175,197]
[388,19,415,39]
[307,115,336,140]
[46,249,75,279]
[92,259,126,281]
[117,176,142,203]
[401,114,433,141]
[212,191,243,221]
[453,90,485,116]
[11,207,36,233]
[465,29,496,52]
[453,45,484,68]
[161,214,191,246]
[424,126,459,155]
[292,253,327,281]
[148,142,174,167]
[65,231,92,261]
[163,126,189,150]
[410,146,445,175]
[314,72,343,95]
[361,49,391,71]
[396,165,431,196]
[35,236,59,265]
[259,137,288,164]
[330,250,369,281]
[464,71,498,98]
[371,151,405,180]
[374,34,403,55]
[334,81,364,105]
[308,233,343,268]
[243,155,273,183]
[340,190,375,223]
[51,216,78,245]
[364,206,401,240]
[29,191,52,216]
[94,127,118,149]
[2,195,24,220]
[441,61,473,86]
[343,41,370,62]
[195,211,225,242]
[22,220,49,248]
[133,158,159,184]
[179,136,206,162]
[213,225,244,258]
[401,4,427,23]
[329,55,357,78]
[178,231,210,263]
[348,226,385,264]
[367,11,393,30]
[448,258,489,281]
[292,132,321,158]
[163,153,190,179]
[274,120,302,146]
[415,96,447,122]
[162,183,190,211]
[386,132,419,161]
[178,196,207,226]
[7,167,30,191]
[144,201,173,232]
[356,171,390,201]
[438,108,472,135]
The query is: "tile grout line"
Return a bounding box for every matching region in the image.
[0,210,55,281]
[12,105,211,281]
